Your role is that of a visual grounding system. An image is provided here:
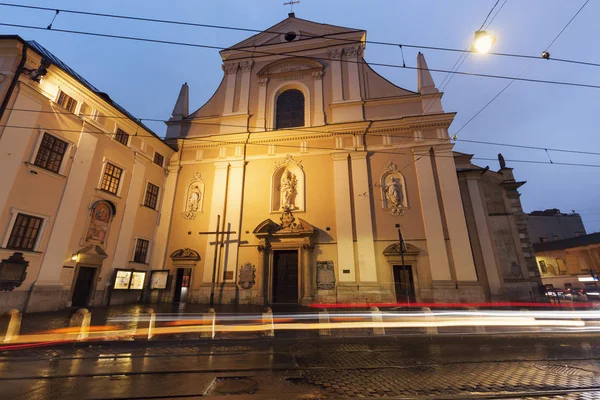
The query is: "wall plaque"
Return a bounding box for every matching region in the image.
[316,261,335,290]
[238,262,256,290]
[0,252,28,292]
[224,271,234,280]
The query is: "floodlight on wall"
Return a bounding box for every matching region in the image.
[473,30,496,54]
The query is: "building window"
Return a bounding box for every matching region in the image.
[538,260,548,274]
[100,163,123,195]
[57,91,77,112]
[34,133,68,173]
[143,183,160,210]
[133,238,149,263]
[114,128,129,146]
[6,213,43,251]
[153,152,164,167]
[276,89,305,129]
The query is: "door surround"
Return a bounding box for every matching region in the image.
[254,212,316,305]
[383,242,421,302]
[67,245,107,306]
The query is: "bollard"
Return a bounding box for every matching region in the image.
[145,308,155,340]
[201,308,216,339]
[2,309,22,343]
[421,307,438,335]
[318,308,331,336]
[370,306,385,335]
[69,308,91,341]
[262,307,274,337]
[467,307,486,334]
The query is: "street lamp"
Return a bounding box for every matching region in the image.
[473,30,495,54]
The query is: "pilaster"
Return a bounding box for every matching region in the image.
[313,71,325,125]
[202,162,230,283]
[344,45,363,101]
[238,61,253,114]
[434,148,478,281]
[413,148,451,281]
[331,152,356,282]
[112,157,148,269]
[222,62,239,115]
[255,77,269,131]
[222,160,245,284]
[150,164,181,270]
[349,152,377,282]
[466,175,503,296]
[327,48,343,102]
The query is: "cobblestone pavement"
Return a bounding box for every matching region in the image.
[2,336,600,399]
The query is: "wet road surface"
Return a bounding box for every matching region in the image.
[2,335,600,399]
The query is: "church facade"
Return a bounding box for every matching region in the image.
[153,15,541,305]
[0,15,542,313]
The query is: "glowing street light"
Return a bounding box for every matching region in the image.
[473,30,496,54]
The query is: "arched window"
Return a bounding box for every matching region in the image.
[276,89,305,129]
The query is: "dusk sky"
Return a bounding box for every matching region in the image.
[2,0,598,231]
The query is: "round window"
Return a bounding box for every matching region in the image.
[284,31,297,42]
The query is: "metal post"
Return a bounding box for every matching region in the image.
[397,225,409,305]
[209,215,221,306]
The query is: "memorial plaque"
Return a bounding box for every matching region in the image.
[0,252,28,292]
[224,271,234,280]
[150,270,169,290]
[238,262,256,290]
[316,261,335,290]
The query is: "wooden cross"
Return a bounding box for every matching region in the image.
[198,215,237,305]
[283,0,300,13]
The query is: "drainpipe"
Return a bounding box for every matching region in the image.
[0,41,28,125]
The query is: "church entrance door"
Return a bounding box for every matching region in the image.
[272,250,299,303]
[393,265,415,303]
[72,266,96,307]
[173,268,191,302]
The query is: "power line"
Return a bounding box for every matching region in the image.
[452,0,591,136]
[2,2,598,69]
[3,122,600,170]
[4,107,600,158]
[1,22,600,90]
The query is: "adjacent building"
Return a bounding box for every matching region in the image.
[0,36,175,313]
[526,209,586,244]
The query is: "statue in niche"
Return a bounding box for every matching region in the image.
[385,176,403,209]
[279,169,297,211]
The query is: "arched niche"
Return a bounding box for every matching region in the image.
[183,172,205,220]
[271,155,305,213]
[84,200,116,246]
[381,162,408,216]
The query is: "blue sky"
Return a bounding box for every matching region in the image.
[1,0,599,231]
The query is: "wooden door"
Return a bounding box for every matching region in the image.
[72,267,96,306]
[273,250,299,303]
[393,265,416,303]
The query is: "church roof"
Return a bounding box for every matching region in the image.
[223,14,365,52]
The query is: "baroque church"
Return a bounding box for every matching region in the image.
[154,14,542,305]
[0,14,542,313]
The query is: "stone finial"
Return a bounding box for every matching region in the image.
[417,52,439,94]
[170,83,189,120]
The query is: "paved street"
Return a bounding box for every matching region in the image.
[2,335,600,399]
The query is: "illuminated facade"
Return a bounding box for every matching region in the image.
[0,36,174,312]
[155,15,540,305]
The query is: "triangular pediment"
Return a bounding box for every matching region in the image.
[383,243,421,257]
[79,244,108,257]
[224,16,365,52]
[253,212,316,237]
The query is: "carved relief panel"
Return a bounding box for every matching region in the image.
[84,201,114,245]
[183,172,205,220]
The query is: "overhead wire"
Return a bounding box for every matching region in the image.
[1,2,598,68]
[0,22,599,89]
[4,106,600,158]
[452,0,592,137]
